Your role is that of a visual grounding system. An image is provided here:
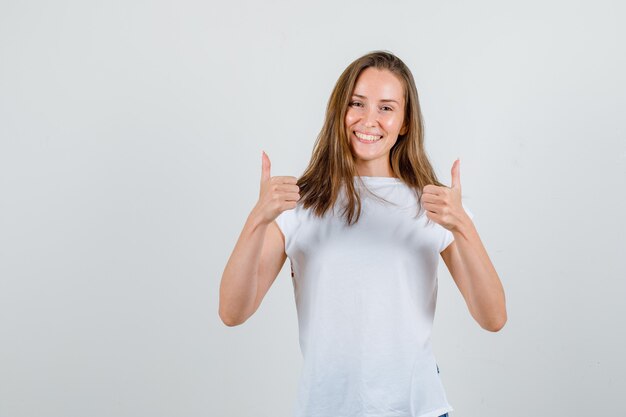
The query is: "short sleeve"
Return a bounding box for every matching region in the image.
[274,205,300,255]
[439,201,475,253]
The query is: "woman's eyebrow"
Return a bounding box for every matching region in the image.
[352,94,399,104]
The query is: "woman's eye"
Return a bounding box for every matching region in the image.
[349,101,392,111]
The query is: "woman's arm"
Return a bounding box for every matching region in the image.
[440,217,507,332]
[425,159,507,332]
[219,151,298,326]
[219,209,287,327]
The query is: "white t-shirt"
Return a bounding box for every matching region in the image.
[275,176,474,417]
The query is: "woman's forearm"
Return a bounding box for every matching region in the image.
[218,207,268,326]
[453,218,507,331]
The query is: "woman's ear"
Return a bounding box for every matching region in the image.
[399,124,408,136]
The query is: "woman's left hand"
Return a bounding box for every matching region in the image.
[421,158,472,232]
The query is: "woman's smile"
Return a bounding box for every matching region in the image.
[354,131,383,142]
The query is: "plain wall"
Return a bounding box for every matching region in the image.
[1,0,625,416]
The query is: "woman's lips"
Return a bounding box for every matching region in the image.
[354,131,383,143]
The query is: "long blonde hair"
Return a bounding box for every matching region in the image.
[297,50,449,226]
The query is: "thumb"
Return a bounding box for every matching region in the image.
[451,158,461,189]
[261,150,271,183]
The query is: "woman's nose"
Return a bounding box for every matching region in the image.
[364,108,379,127]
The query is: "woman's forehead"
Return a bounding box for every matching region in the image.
[352,68,404,102]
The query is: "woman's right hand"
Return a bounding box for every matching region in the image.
[252,151,300,225]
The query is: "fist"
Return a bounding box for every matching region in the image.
[421,158,469,231]
[254,151,300,225]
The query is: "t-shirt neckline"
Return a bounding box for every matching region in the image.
[354,175,403,184]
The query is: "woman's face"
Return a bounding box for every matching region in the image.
[345,67,407,177]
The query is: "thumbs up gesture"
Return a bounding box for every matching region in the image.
[421,159,471,231]
[253,151,301,225]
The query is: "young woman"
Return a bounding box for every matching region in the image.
[220,50,507,417]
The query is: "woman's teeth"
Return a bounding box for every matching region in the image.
[355,132,382,142]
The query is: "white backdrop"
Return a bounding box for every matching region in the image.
[1,1,625,416]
